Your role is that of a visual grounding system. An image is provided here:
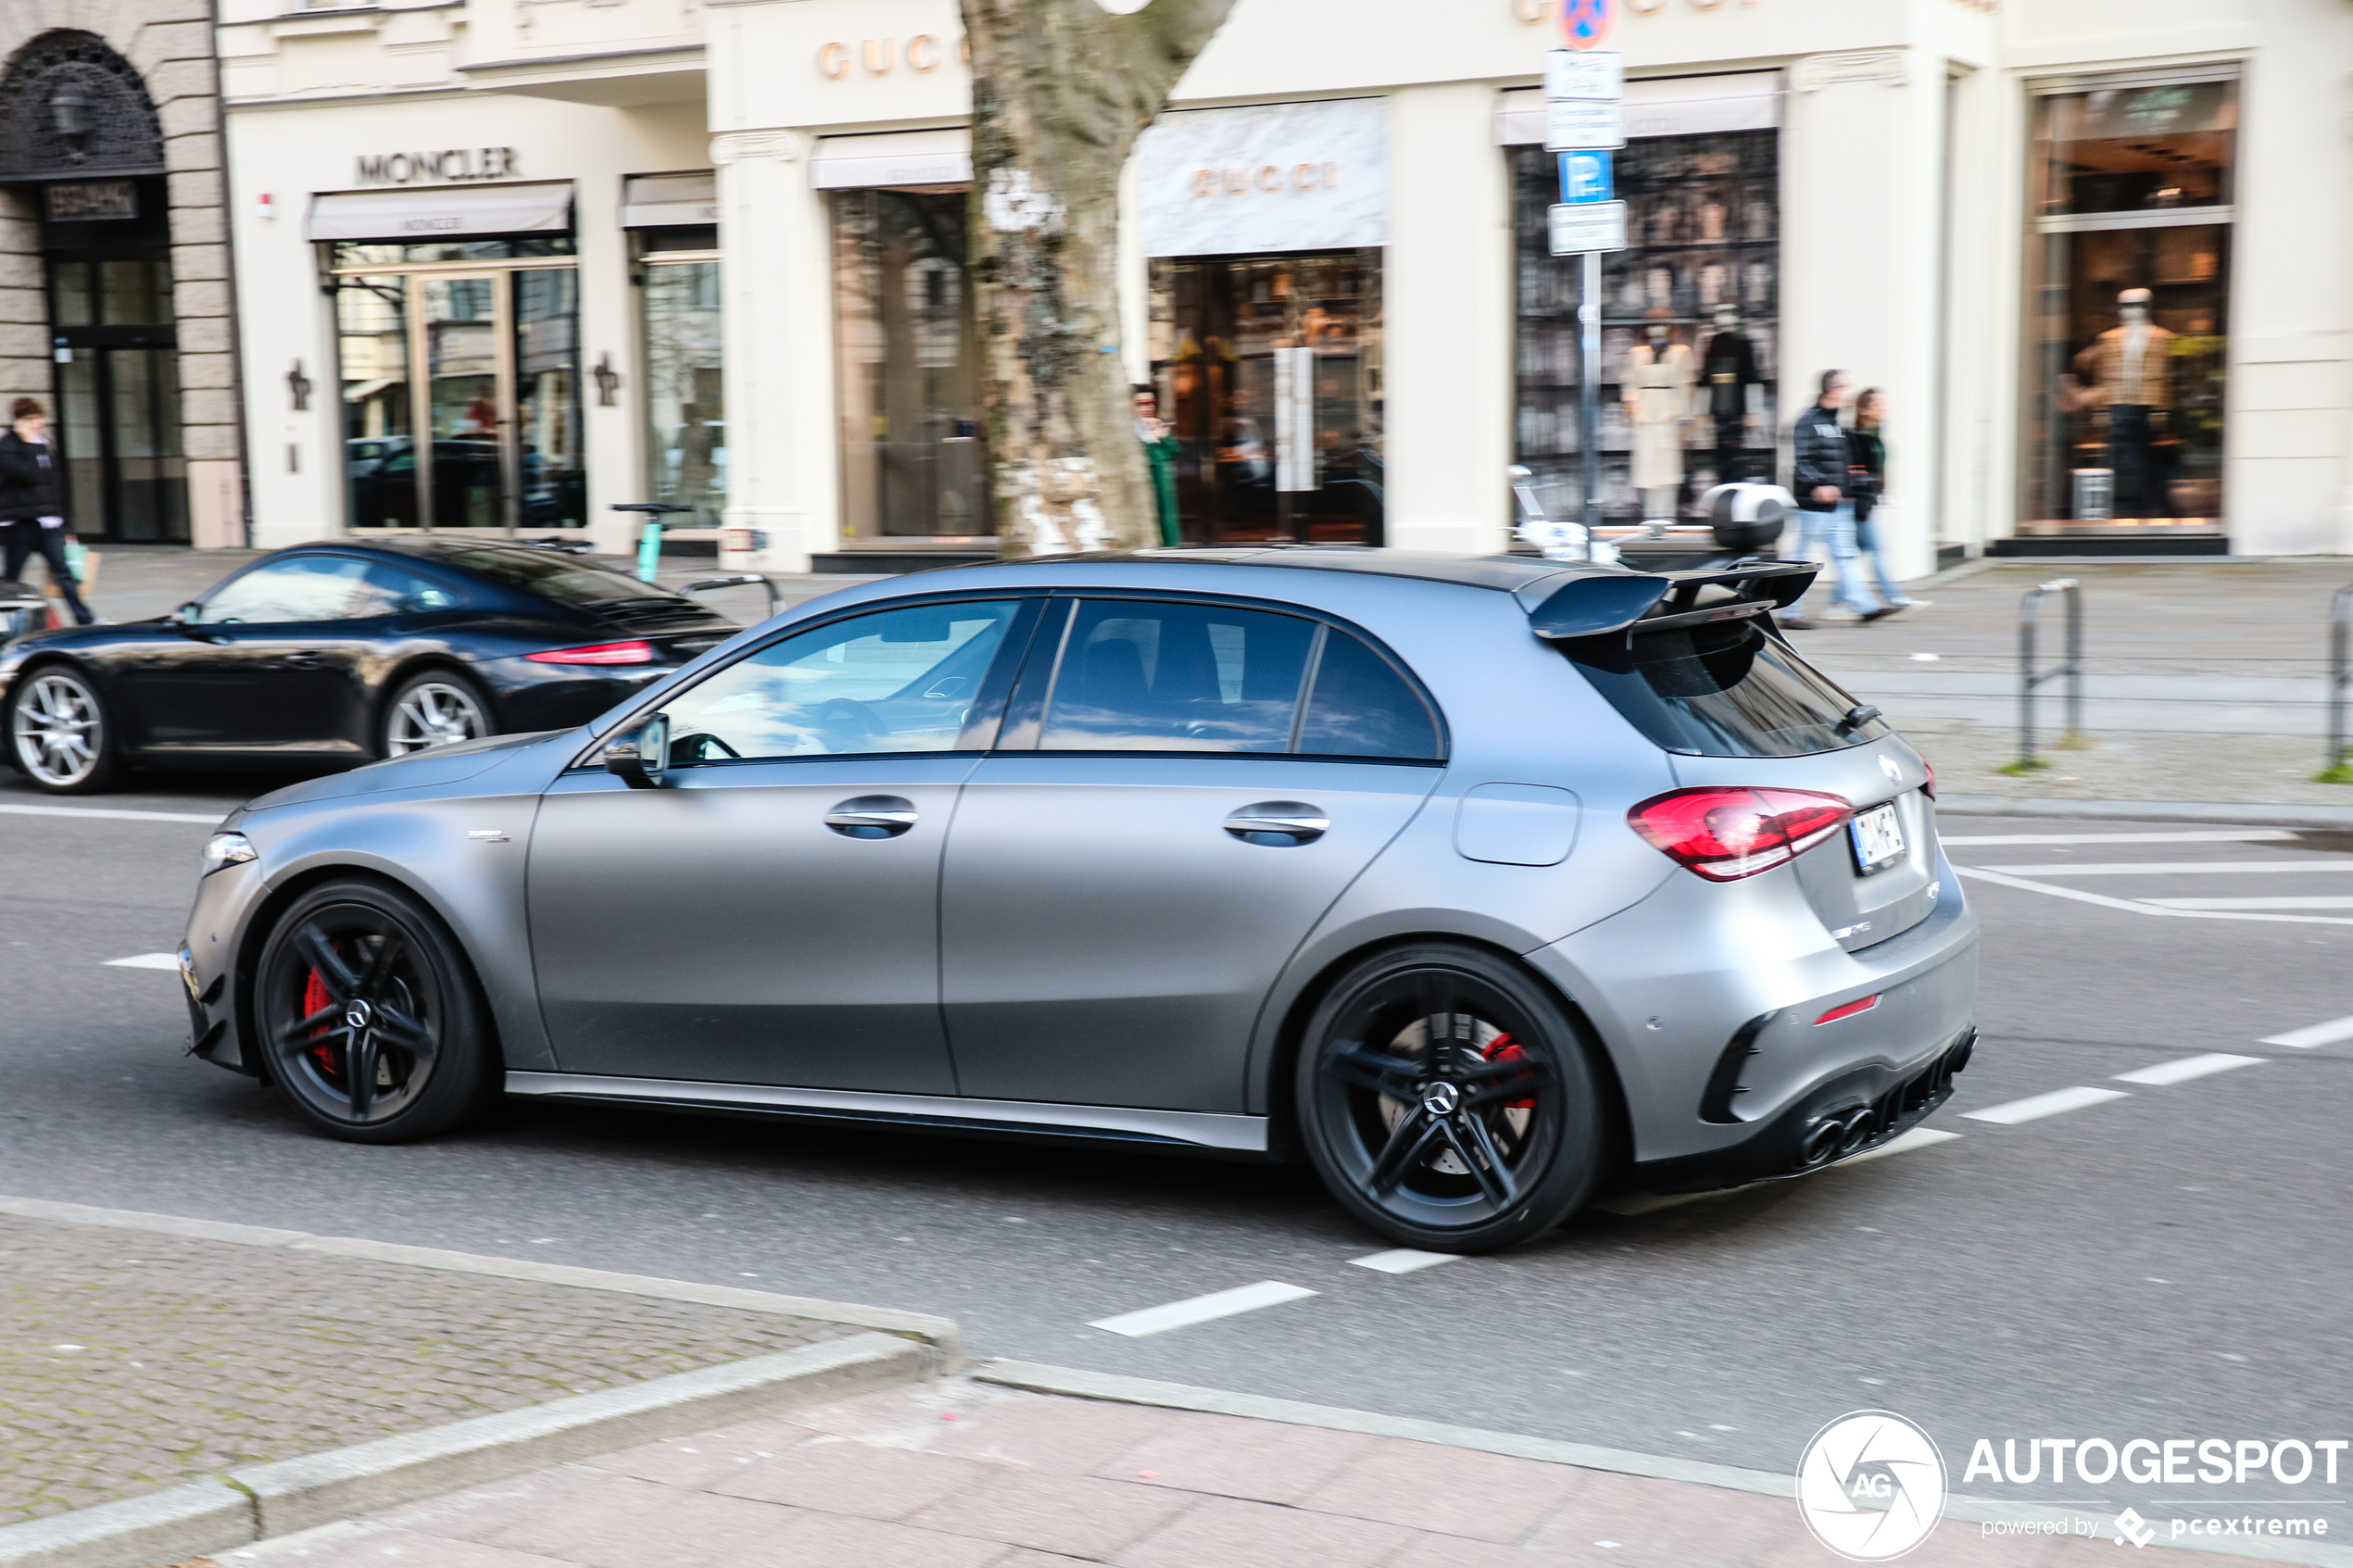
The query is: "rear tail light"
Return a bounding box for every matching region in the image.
[523,640,656,666]
[1626,786,1853,882]
[1921,758,1936,799]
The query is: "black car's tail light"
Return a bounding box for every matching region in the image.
[524,640,656,665]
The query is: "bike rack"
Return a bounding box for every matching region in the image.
[2327,584,2353,778]
[2016,577,2083,771]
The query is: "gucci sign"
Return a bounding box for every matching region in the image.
[1513,0,1758,15]
[815,34,970,78]
[1189,162,1341,197]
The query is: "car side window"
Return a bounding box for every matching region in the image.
[1297,629,1442,760]
[195,557,372,624]
[658,599,1023,762]
[351,561,461,616]
[1039,600,1317,753]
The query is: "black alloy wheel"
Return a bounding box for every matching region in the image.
[1297,944,1607,1252]
[255,880,495,1143]
[6,665,120,793]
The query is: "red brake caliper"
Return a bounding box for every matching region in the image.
[302,965,337,1076]
[1480,1033,1536,1110]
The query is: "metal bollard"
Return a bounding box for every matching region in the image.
[2325,584,2353,781]
[2014,578,2083,771]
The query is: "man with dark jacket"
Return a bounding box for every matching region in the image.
[0,397,92,626]
[1781,370,1891,629]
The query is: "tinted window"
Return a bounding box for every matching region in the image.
[1564,620,1888,758]
[660,600,1021,761]
[1298,631,1441,759]
[197,556,371,623]
[1041,600,1316,753]
[447,546,686,610]
[352,561,462,616]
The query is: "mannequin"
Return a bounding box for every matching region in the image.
[1701,302,1761,483]
[2070,287,2177,517]
[1624,311,1695,523]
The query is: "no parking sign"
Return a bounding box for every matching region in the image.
[1561,0,1614,50]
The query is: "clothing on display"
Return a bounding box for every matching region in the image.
[1701,311,1762,483]
[1625,332,1694,508]
[2071,289,2179,517]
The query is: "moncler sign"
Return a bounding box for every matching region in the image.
[355,147,520,186]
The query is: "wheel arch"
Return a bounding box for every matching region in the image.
[2,650,125,780]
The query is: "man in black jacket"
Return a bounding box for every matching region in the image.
[1781,370,1892,629]
[0,397,93,626]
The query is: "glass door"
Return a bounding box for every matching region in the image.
[421,274,507,531]
[44,252,188,542]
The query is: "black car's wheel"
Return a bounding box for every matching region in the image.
[6,665,120,794]
[255,879,497,1143]
[382,671,493,758]
[1297,944,1607,1253]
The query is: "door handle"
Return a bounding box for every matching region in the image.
[824,795,918,839]
[283,654,322,669]
[1224,801,1328,846]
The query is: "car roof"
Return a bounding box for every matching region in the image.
[963,546,1578,594]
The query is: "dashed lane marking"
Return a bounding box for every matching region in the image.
[1088,1281,1318,1337]
[1953,866,2353,927]
[2143,897,2353,910]
[102,953,181,971]
[1976,860,2353,877]
[1939,830,2296,847]
[2112,1053,2265,1086]
[2260,1014,2353,1050]
[0,803,221,824]
[1960,1086,2130,1125]
[1349,1248,1463,1274]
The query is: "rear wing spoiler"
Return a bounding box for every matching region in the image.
[1526,561,1820,641]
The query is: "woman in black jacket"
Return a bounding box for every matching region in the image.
[1847,388,1917,612]
[0,397,93,626]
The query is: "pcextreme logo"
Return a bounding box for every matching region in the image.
[1797,1411,1948,1561]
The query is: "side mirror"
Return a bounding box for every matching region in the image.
[601,713,670,789]
[172,601,203,633]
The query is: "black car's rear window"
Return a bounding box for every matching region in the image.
[447,546,690,610]
[1562,618,1889,758]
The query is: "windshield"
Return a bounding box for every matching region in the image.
[448,546,686,610]
[1563,619,1890,758]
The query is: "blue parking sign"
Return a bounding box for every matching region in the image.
[1558,149,1614,204]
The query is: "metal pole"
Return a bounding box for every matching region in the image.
[2329,584,2353,777]
[2062,578,2083,743]
[2018,584,2041,771]
[1580,250,1602,533]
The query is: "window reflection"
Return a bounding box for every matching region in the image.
[1041,601,1316,753]
[643,255,725,528]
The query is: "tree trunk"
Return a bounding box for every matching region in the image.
[961,0,1238,558]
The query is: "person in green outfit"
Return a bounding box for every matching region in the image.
[1134,384,1181,547]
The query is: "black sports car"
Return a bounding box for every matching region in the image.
[0,538,741,795]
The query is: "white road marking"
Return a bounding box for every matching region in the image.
[1976,859,2353,877]
[0,803,221,824]
[1953,866,2353,927]
[1961,1086,2129,1124]
[2142,896,2353,910]
[1835,1126,1962,1166]
[103,953,181,971]
[2112,1053,2264,1086]
[1940,830,2296,847]
[1349,1248,1462,1274]
[1088,1280,1317,1337]
[2260,1014,2353,1050]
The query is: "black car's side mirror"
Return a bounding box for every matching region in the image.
[172,601,203,633]
[602,713,670,789]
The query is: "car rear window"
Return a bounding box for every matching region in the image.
[448,546,688,609]
[1561,618,1889,758]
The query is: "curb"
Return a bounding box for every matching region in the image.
[1938,794,2353,831]
[974,1361,2353,1568]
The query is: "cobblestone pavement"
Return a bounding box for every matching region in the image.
[0,1214,849,1526]
[210,1379,2281,1568]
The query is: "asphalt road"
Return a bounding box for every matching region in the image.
[3,762,2348,1533]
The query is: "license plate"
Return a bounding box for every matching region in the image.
[1849,802,1906,875]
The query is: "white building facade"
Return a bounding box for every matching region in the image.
[219,0,2353,570]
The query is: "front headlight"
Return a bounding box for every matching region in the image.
[201,831,258,876]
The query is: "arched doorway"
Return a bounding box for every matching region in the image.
[0,31,186,543]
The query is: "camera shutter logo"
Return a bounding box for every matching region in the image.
[1797,1411,1947,1561]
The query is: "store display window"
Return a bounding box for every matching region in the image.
[1510,129,1778,524]
[2022,75,2235,533]
[637,225,725,529]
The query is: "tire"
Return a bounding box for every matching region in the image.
[6,664,120,794]
[253,878,497,1144]
[1295,943,1607,1253]
[381,671,493,759]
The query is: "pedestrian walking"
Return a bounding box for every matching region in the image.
[1780,370,1891,630]
[1847,387,1918,612]
[1133,384,1182,547]
[0,397,93,626]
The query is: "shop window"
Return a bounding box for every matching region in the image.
[1145,252,1383,545]
[2022,75,2234,534]
[831,189,990,539]
[1509,130,1779,525]
[638,232,724,529]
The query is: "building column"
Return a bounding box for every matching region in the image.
[0,189,44,423]
[712,128,832,574]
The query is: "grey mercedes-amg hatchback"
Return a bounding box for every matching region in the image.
[180,549,1976,1252]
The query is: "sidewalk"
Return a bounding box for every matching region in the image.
[202,1373,2282,1568]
